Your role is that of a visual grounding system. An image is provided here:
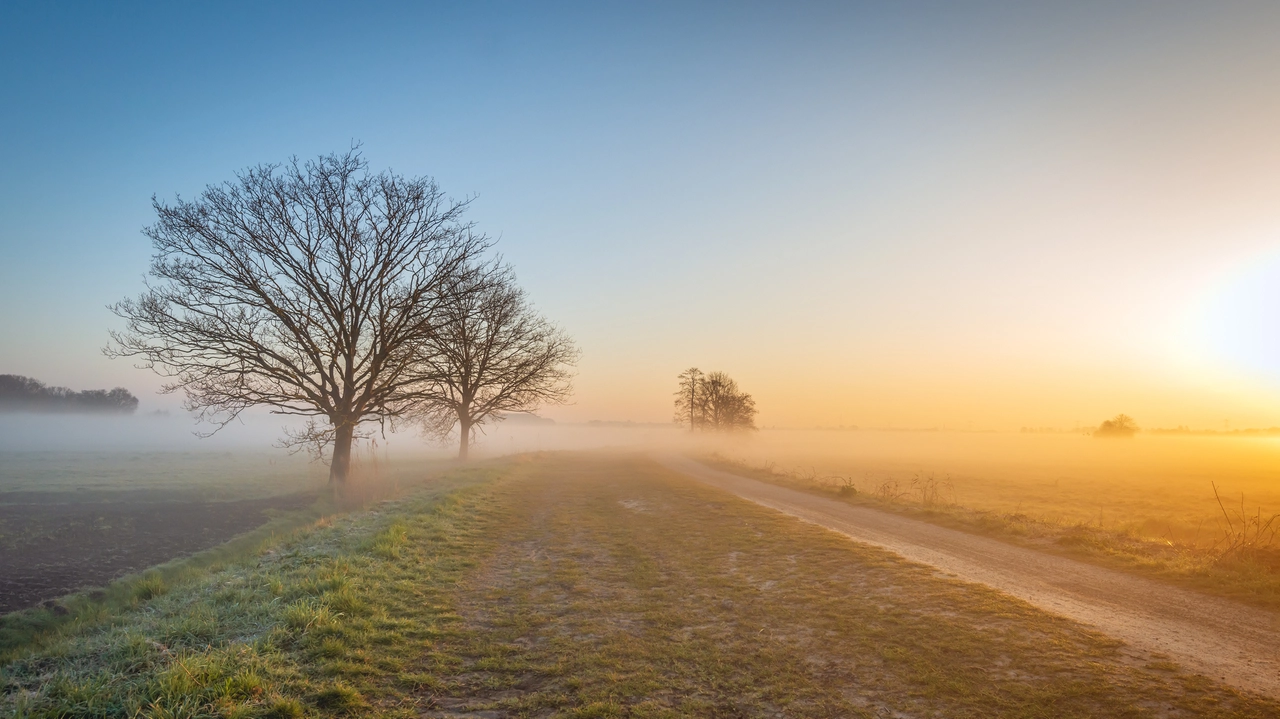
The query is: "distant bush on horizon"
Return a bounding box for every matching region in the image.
[0,374,139,414]
[1094,413,1138,438]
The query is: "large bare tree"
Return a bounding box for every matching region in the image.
[107,150,488,487]
[412,265,578,459]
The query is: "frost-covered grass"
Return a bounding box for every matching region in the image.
[1,466,502,718]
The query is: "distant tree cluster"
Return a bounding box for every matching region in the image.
[107,149,577,486]
[1094,413,1138,438]
[674,368,757,431]
[0,374,139,414]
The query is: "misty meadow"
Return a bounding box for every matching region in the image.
[3,3,1280,718]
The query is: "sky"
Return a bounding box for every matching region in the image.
[3,1,1280,431]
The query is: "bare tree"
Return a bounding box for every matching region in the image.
[411,264,578,459]
[700,371,757,430]
[673,367,704,429]
[673,368,757,431]
[106,149,488,488]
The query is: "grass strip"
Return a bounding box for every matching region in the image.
[1,464,504,717]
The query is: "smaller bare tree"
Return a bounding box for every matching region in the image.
[673,367,705,429]
[412,265,578,459]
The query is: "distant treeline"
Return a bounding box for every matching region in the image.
[0,374,139,414]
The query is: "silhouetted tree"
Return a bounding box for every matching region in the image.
[410,264,578,459]
[0,375,138,413]
[106,150,488,488]
[700,371,757,430]
[673,367,705,429]
[673,368,757,431]
[1094,413,1138,438]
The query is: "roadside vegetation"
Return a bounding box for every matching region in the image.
[4,453,1277,717]
[700,453,1280,611]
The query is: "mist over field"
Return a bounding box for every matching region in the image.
[4,2,1280,715]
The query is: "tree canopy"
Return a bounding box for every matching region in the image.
[107,149,489,485]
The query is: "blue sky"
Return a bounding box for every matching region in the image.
[4,2,1280,428]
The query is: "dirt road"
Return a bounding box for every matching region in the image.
[658,454,1280,699]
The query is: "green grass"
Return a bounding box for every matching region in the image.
[1,463,502,717]
[698,453,1280,611]
[3,452,1277,717]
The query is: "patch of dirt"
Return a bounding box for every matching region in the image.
[616,499,649,513]
[660,454,1280,699]
[0,491,315,613]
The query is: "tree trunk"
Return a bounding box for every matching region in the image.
[458,415,471,460]
[330,421,355,488]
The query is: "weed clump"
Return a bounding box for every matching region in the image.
[1211,481,1279,568]
[133,574,168,602]
[260,697,305,718]
[314,681,364,711]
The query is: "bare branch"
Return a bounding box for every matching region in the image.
[106,149,490,483]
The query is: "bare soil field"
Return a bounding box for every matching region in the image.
[0,489,316,613]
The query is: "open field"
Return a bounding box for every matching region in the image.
[705,431,1280,543]
[3,452,1277,717]
[700,430,1280,608]
[0,490,315,615]
[0,450,448,615]
[0,451,327,500]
